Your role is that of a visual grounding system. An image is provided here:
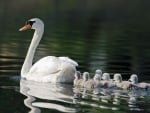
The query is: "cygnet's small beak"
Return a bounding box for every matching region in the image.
[19,24,31,31]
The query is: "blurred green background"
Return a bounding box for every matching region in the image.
[0,0,150,80]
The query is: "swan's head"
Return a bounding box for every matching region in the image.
[128,74,138,84]
[102,73,110,81]
[83,72,90,81]
[113,73,122,83]
[19,18,44,31]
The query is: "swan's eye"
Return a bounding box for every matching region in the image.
[26,21,35,26]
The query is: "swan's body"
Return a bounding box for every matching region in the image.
[20,18,78,83]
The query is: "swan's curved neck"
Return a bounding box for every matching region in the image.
[21,27,44,76]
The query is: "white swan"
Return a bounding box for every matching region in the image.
[19,18,78,83]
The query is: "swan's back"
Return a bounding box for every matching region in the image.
[29,56,77,75]
[25,56,77,83]
[59,57,78,67]
[29,56,61,75]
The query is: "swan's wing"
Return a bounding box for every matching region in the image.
[58,57,78,67]
[29,56,62,75]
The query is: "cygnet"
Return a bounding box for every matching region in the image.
[83,70,104,89]
[113,73,134,90]
[102,73,115,88]
[74,71,82,86]
[129,74,150,90]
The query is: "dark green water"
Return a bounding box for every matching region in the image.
[0,0,150,113]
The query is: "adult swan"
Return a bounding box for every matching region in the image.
[19,18,78,83]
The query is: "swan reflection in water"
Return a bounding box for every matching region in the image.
[20,79,76,113]
[20,78,150,113]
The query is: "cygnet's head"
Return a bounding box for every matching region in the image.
[74,71,81,80]
[128,74,138,84]
[93,73,102,81]
[83,72,90,81]
[113,73,122,83]
[19,18,44,31]
[95,69,102,75]
[93,69,102,81]
[102,73,110,80]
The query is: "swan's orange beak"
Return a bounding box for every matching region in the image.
[19,24,31,31]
